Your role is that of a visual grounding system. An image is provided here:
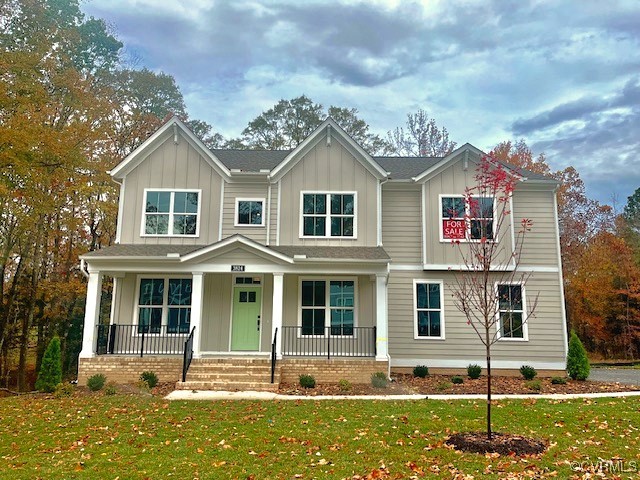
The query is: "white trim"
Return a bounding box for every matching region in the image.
[180,234,294,264]
[390,358,566,370]
[190,272,204,357]
[412,279,446,340]
[109,276,119,326]
[421,183,427,265]
[376,180,383,246]
[115,178,125,243]
[413,144,484,183]
[234,197,266,227]
[389,264,424,271]
[140,188,202,238]
[218,182,225,242]
[554,193,569,360]
[509,194,516,254]
[494,281,529,341]
[80,271,103,358]
[276,180,281,246]
[299,191,358,239]
[375,273,389,361]
[297,276,359,337]
[272,273,284,360]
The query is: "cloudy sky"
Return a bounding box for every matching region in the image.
[81,0,640,205]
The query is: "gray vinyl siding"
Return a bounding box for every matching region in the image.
[278,139,379,246]
[512,186,560,266]
[381,183,422,263]
[222,182,269,243]
[269,183,279,245]
[118,134,223,245]
[115,273,136,324]
[387,270,566,364]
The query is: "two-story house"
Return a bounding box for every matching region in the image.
[78,117,568,390]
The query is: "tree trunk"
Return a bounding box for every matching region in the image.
[486,337,492,440]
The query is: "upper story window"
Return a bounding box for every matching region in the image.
[235,199,264,226]
[440,195,494,241]
[301,192,355,238]
[143,189,200,236]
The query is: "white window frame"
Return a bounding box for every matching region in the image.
[133,275,193,335]
[234,198,265,227]
[413,279,445,340]
[299,191,357,239]
[438,194,497,243]
[140,188,202,237]
[297,276,358,337]
[495,281,529,341]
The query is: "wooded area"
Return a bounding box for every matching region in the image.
[1,0,638,390]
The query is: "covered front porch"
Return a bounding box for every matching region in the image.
[78,236,390,383]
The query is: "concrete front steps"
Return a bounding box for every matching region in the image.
[176,358,281,392]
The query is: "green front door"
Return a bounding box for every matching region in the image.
[231,286,262,351]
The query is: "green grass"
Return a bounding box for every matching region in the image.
[1,394,639,478]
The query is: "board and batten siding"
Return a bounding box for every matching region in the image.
[278,139,379,246]
[511,186,560,266]
[381,183,422,264]
[221,182,269,243]
[118,133,223,245]
[422,155,515,266]
[387,270,566,365]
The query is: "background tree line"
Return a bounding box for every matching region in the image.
[1,0,637,390]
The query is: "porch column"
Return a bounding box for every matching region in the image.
[375,273,389,361]
[272,273,284,359]
[80,271,103,358]
[190,272,205,358]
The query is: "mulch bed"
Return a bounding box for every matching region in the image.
[278,374,640,396]
[446,432,547,456]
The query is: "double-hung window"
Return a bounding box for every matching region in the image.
[414,281,444,339]
[235,199,264,226]
[143,190,200,236]
[301,279,355,335]
[302,192,355,238]
[137,278,192,334]
[440,195,494,241]
[497,284,526,340]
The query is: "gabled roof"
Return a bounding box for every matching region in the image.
[269,118,389,181]
[179,234,293,264]
[109,116,231,180]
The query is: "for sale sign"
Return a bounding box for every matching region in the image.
[443,219,465,239]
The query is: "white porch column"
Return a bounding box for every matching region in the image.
[272,273,284,359]
[190,272,205,358]
[375,273,389,361]
[80,271,103,358]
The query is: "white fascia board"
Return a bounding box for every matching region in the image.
[270,118,388,181]
[412,143,484,183]
[109,117,231,180]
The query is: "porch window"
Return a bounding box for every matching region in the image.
[497,284,526,340]
[235,199,264,226]
[301,279,355,335]
[137,278,192,333]
[301,192,355,238]
[143,190,200,236]
[414,281,444,339]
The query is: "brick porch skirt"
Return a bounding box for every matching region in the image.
[279,358,388,384]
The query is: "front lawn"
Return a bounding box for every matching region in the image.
[1,393,639,479]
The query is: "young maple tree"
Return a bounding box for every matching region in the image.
[449,154,538,440]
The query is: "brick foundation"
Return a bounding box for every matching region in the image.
[77,356,183,384]
[279,358,389,384]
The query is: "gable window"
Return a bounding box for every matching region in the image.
[143,190,200,236]
[137,277,192,334]
[301,279,356,335]
[235,199,264,226]
[414,280,444,339]
[496,284,526,340]
[440,195,494,241]
[301,192,355,238]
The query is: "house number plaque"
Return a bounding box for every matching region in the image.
[231,265,245,272]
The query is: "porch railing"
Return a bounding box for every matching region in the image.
[281,326,376,358]
[182,327,196,382]
[270,327,278,383]
[96,324,190,357]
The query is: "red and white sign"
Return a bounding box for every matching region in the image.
[443,219,465,239]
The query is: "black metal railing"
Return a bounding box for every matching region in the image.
[182,327,196,382]
[281,326,376,358]
[270,327,278,383]
[96,324,190,357]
